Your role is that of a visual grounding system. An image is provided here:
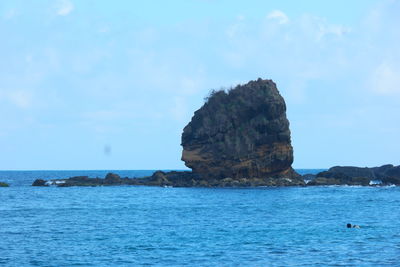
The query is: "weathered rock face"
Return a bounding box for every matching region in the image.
[181,78,298,180]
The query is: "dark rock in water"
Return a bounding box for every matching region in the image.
[382,176,400,185]
[312,164,400,185]
[140,171,200,187]
[181,78,299,183]
[69,176,89,181]
[327,166,375,179]
[307,177,339,186]
[307,176,370,186]
[105,173,121,184]
[0,182,9,187]
[135,171,304,187]
[147,171,171,186]
[30,170,305,188]
[32,179,47,186]
[32,164,400,188]
[315,171,352,180]
[59,176,104,187]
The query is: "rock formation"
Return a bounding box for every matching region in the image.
[31,171,305,187]
[32,164,400,187]
[29,76,400,188]
[31,79,307,187]
[181,78,299,180]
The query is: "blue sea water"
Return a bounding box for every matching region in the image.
[1,170,399,266]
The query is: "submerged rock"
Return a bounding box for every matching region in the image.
[0,182,9,187]
[181,78,299,182]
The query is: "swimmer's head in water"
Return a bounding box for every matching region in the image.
[347,223,352,228]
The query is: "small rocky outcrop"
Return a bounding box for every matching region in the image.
[59,176,102,187]
[181,78,300,184]
[30,171,305,188]
[138,171,304,187]
[32,174,124,187]
[309,164,400,186]
[0,182,9,187]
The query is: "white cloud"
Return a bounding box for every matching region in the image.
[267,10,289,25]
[57,0,74,16]
[371,62,400,95]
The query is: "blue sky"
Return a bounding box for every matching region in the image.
[1,0,399,170]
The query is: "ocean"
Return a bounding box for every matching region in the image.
[0,170,399,266]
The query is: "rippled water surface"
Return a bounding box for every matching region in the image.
[0,170,399,266]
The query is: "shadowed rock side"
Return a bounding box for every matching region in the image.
[308,164,400,186]
[181,78,300,182]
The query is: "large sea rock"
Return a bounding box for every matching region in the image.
[181,78,299,181]
[31,78,305,187]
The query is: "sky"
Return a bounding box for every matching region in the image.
[0,0,399,170]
